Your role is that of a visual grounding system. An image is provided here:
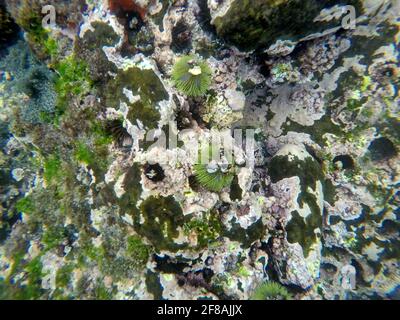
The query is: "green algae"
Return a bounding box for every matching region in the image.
[282,115,343,147]
[72,138,110,181]
[74,141,94,165]
[53,55,92,118]
[213,0,362,51]
[55,264,74,288]
[14,3,55,59]
[269,154,324,257]
[250,281,292,300]
[134,195,186,252]
[42,226,67,250]
[127,235,152,267]
[183,211,223,249]
[43,154,62,184]
[223,218,265,248]
[1,253,46,300]
[75,21,120,85]
[286,208,321,258]
[104,67,168,129]
[15,196,34,214]
[93,280,113,300]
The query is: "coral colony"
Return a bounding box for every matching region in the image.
[0,0,399,301]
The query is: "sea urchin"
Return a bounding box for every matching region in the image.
[172,55,212,97]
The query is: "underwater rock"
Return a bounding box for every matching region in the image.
[0,0,398,301]
[209,0,362,51]
[268,144,324,289]
[224,89,246,111]
[0,1,20,49]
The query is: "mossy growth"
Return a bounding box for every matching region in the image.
[73,141,94,166]
[90,120,114,148]
[14,2,56,58]
[3,254,46,300]
[172,55,212,97]
[55,264,75,289]
[223,218,265,248]
[213,0,362,51]
[183,211,223,248]
[104,67,168,129]
[250,281,292,300]
[126,235,152,267]
[93,280,113,300]
[71,139,108,182]
[42,226,67,250]
[134,195,186,252]
[43,154,61,185]
[54,55,92,117]
[15,196,34,214]
[269,153,324,257]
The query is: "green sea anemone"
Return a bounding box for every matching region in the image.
[172,55,212,96]
[250,281,292,300]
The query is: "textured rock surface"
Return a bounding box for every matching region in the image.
[209,0,362,51]
[0,0,398,300]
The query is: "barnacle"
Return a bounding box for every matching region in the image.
[172,55,212,97]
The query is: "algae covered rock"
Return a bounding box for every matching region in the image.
[209,0,362,51]
[268,144,324,289]
[134,195,187,252]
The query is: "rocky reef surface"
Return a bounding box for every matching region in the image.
[0,0,399,300]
